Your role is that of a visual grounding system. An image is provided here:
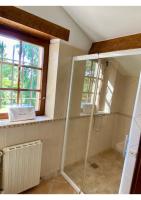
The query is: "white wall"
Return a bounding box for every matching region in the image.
[18,6,92,51]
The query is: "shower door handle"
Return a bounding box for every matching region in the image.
[123,135,129,157]
[128,149,138,157]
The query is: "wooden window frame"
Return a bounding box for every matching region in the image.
[0,25,49,119]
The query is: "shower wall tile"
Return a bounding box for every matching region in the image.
[64,117,90,166]
[88,115,114,157]
[115,115,131,144]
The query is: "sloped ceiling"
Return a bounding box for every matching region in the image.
[63,7,141,77]
[63,6,141,42]
[112,55,141,77]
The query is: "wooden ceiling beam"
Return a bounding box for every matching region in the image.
[89,33,141,54]
[0,6,70,41]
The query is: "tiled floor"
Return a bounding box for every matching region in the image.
[22,175,76,194]
[65,149,124,194]
[23,150,124,194]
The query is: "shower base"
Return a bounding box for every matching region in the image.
[64,149,124,194]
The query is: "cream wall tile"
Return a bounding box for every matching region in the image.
[64,117,89,166]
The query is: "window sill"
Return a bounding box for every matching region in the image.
[80,111,111,117]
[0,112,112,128]
[79,113,92,118]
[0,116,53,128]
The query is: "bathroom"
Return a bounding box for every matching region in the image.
[1,6,141,195]
[62,53,140,194]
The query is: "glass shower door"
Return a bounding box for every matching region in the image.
[62,50,141,194]
[82,58,125,194]
[62,55,101,193]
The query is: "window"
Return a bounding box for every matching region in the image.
[0,27,49,119]
[81,60,103,111]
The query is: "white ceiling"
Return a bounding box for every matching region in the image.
[63,6,141,42]
[63,7,141,77]
[112,55,141,77]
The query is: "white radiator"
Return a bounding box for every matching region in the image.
[2,140,42,194]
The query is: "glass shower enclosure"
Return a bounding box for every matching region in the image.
[61,50,141,194]
[61,54,105,193]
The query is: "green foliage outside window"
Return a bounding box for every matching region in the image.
[0,35,42,113]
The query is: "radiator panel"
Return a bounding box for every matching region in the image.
[2,140,42,194]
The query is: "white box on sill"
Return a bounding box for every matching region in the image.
[8,105,36,122]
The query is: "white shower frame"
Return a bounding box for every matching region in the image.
[61,48,141,194]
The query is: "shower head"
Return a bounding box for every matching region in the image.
[105,59,115,66]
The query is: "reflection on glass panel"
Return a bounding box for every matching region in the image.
[19,91,40,110]
[88,93,93,103]
[1,64,18,88]
[81,93,88,104]
[85,60,103,79]
[0,35,20,64]
[81,93,94,108]
[0,90,17,113]
[20,68,41,90]
[104,80,114,113]
[81,59,103,112]
[95,79,102,107]
[89,78,96,93]
[82,78,96,96]
[85,60,97,77]
[22,42,43,67]
[83,78,90,92]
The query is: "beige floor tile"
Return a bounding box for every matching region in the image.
[65,149,124,194]
[22,176,76,194]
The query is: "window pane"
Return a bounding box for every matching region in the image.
[83,77,96,93]
[81,93,94,108]
[88,93,93,103]
[0,64,18,88]
[0,90,17,113]
[89,78,96,93]
[21,42,43,67]
[85,60,97,77]
[81,93,88,104]
[0,35,20,64]
[0,33,45,116]
[19,91,40,110]
[20,67,41,90]
[83,77,90,92]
